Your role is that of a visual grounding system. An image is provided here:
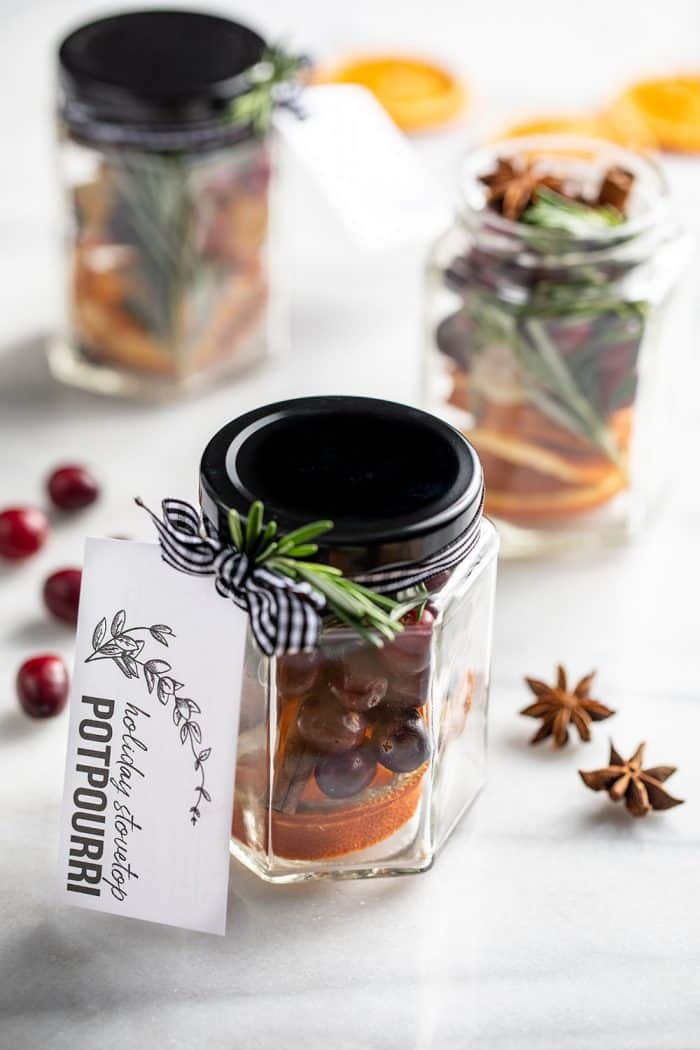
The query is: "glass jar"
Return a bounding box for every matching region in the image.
[425,136,690,555]
[199,396,499,881]
[50,11,296,398]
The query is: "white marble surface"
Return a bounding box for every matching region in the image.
[1,1,700,1047]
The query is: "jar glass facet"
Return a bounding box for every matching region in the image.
[230,520,498,882]
[51,134,276,397]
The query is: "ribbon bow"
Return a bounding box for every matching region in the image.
[138,493,483,657]
[137,499,325,656]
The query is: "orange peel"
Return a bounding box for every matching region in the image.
[607,75,700,152]
[485,468,627,524]
[316,53,466,132]
[497,110,656,150]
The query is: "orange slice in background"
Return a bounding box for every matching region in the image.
[485,468,627,524]
[497,113,608,141]
[607,75,700,152]
[316,54,466,132]
[466,405,632,523]
[497,110,656,150]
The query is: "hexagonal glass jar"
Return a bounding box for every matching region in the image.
[199,396,499,882]
[424,136,690,556]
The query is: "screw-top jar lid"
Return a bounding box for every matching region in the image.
[200,397,484,574]
[58,10,265,128]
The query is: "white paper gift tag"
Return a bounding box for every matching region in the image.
[57,539,247,936]
[274,83,449,250]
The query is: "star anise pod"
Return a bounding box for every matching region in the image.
[579,742,684,818]
[521,665,614,748]
[480,158,565,220]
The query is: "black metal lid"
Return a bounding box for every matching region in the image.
[199,397,484,574]
[58,10,265,127]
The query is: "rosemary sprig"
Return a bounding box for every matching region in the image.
[522,187,624,235]
[228,502,403,646]
[229,46,307,134]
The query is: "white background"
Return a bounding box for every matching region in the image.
[1,1,699,1048]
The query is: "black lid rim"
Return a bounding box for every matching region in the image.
[58,10,266,128]
[199,397,484,566]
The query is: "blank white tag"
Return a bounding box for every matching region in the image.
[275,84,448,250]
[57,539,247,936]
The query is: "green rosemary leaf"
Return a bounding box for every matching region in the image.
[345,581,400,612]
[262,520,278,544]
[245,501,264,549]
[228,509,244,551]
[229,46,307,134]
[241,503,402,644]
[274,520,334,552]
[523,187,624,234]
[518,319,626,470]
[255,541,280,563]
[284,543,319,558]
[390,585,430,621]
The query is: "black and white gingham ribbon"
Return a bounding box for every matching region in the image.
[137,496,482,656]
[137,499,324,656]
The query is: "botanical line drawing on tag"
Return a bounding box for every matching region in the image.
[85,609,212,824]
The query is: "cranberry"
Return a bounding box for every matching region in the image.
[16,653,69,718]
[47,464,99,511]
[0,507,50,560]
[328,649,388,712]
[386,667,430,709]
[315,747,377,799]
[276,651,321,697]
[373,709,431,773]
[296,694,367,753]
[43,568,82,625]
[424,569,452,593]
[381,607,435,674]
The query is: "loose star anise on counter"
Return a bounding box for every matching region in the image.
[579,742,684,818]
[521,665,615,748]
[479,157,565,220]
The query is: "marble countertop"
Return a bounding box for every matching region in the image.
[1,1,699,1047]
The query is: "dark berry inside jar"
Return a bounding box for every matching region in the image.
[296,694,367,753]
[373,709,431,773]
[385,666,430,709]
[314,747,377,799]
[381,607,435,674]
[277,651,322,697]
[327,647,388,712]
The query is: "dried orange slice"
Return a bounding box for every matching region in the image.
[497,113,608,141]
[470,427,616,486]
[497,111,655,150]
[485,469,627,524]
[608,76,700,152]
[468,407,632,487]
[316,54,466,132]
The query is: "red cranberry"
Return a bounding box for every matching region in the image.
[328,648,388,712]
[373,709,431,773]
[315,747,377,799]
[0,507,50,560]
[43,568,82,625]
[381,607,435,674]
[386,667,430,709]
[17,653,69,718]
[47,465,100,511]
[276,651,321,697]
[296,694,367,753]
[424,569,452,593]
